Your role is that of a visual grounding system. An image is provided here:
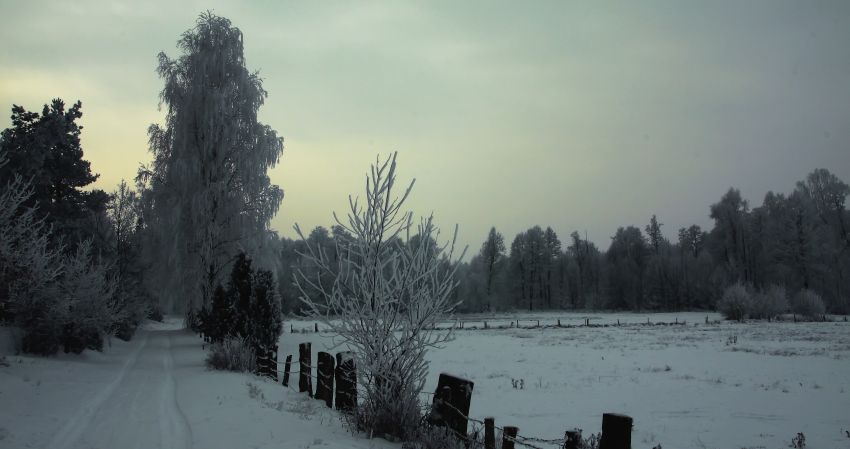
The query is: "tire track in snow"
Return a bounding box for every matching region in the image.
[159,332,193,449]
[46,331,150,449]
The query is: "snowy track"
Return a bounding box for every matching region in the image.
[45,329,193,449]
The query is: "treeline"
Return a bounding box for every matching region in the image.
[275,169,850,315]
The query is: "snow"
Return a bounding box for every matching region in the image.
[282,312,850,449]
[0,319,395,449]
[2,312,848,449]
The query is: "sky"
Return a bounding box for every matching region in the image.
[1,1,849,253]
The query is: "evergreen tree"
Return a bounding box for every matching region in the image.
[479,227,505,304]
[0,99,109,251]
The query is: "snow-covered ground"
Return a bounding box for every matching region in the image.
[3,313,848,449]
[0,318,393,449]
[283,312,850,449]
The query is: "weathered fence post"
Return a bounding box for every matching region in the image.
[316,351,335,408]
[268,345,278,381]
[484,417,495,449]
[299,342,312,396]
[282,354,292,387]
[256,350,267,377]
[314,323,319,333]
[502,426,519,449]
[428,373,475,438]
[600,413,632,449]
[335,351,356,412]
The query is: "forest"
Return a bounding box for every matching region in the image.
[281,171,850,316]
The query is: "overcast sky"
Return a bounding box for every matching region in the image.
[1,1,849,252]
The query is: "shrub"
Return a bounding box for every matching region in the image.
[717,283,752,321]
[750,284,788,320]
[402,423,466,449]
[791,290,826,320]
[205,337,256,372]
[354,381,423,441]
[295,154,461,441]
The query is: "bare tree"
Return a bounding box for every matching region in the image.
[294,152,464,439]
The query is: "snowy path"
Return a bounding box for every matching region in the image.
[1,321,396,449]
[45,329,193,449]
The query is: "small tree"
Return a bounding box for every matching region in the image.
[248,268,282,351]
[295,153,464,440]
[717,283,752,322]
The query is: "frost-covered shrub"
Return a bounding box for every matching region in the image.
[354,381,423,441]
[205,337,256,372]
[295,154,462,441]
[717,283,752,321]
[750,284,788,320]
[791,290,826,320]
[56,241,118,354]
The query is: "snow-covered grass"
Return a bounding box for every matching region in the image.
[282,311,850,449]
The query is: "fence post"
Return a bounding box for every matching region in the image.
[557,319,561,327]
[299,342,312,396]
[484,417,495,449]
[316,351,335,408]
[314,323,319,333]
[600,413,632,449]
[282,354,292,387]
[335,351,356,412]
[269,345,278,381]
[502,426,519,449]
[256,349,269,377]
[428,373,475,439]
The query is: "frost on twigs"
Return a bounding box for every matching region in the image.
[294,152,466,440]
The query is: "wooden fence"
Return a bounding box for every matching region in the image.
[262,341,636,449]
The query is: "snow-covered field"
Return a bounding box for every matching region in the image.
[283,312,850,449]
[2,313,849,449]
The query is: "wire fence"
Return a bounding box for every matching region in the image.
[255,341,629,449]
[288,316,709,334]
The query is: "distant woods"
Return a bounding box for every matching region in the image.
[277,169,850,315]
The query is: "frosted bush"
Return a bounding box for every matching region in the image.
[717,283,752,322]
[205,337,257,372]
[750,284,788,320]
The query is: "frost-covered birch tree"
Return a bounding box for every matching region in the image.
[294,153,465,439]
[138,13,284,316]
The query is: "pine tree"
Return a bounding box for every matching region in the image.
[0,99,109,251]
